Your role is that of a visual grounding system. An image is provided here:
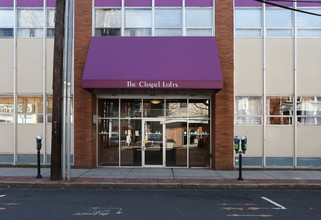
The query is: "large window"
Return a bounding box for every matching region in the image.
[0,9,14,37]
[235,8,262,38]
[0,96,14,123]
[94,5,215,37]
[47,9,55,38]
[266,96,293,125]
[17,9,44,38]
[18,96,43,123]
[297,96,321,125]
[297,8,321,38]
[235,96,262,125]
[266,8,293,37]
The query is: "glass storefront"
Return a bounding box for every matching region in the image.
[97,98,211,167]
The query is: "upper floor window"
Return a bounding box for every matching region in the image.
[47,9,55,38]
[266,8,293,37]
[297,8,321,38]
[17,9,44,38]
[0,9,14,38]
[235,8,262,38]
[95,8,121,36]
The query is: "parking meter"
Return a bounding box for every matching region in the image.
[241,135,247,153]
[36,135,42,150]
[234,136,240,153]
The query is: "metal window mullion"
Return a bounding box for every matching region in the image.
[212,0,215,36]
[118,98,121,167]
[121,0,125,36]
[182,0,186,36]
[187,98,189,168]
[152,0,155,36]
[13,0,17,165]
[92,0,95,36]
[263,4,266,168]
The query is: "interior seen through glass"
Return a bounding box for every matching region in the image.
[97,98,211,167]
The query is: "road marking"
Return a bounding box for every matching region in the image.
[0,203,19,206]
[0,208,6,211]
[223,207,244,211]
[218,203,256,206]
[261,197,286,210]
[227,214,272,217]
[0,195,6,198]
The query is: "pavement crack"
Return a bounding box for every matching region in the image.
[171,169,176,180]
[124,169,133,179]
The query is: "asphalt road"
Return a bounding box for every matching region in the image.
[0,188,321,219]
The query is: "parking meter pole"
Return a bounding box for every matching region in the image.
[37,149,42,178]
[238,153,243,181]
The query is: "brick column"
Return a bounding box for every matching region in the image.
[74,0,96,168]
[214,0,234,170]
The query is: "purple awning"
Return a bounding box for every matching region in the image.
[82,37,223,90]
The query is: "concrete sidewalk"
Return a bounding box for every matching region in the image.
[0,167,321,189]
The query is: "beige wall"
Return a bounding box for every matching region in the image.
[17,124,43,154]
[46,39,54,94]
[0,125,14,153]
[0,40,14,93]
[17,39,43,94]
[297,39,321,95]
[235,39,263,95]
[235,126,263,157]
[266,127,294,157]
[298,127,321,157]
[266,39,294,95]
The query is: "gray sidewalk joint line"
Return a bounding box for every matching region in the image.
[71,169,92,182]
[216,171,226,179]
[124,168,133,179]
[262,171,278,180]
[171,168,176,180]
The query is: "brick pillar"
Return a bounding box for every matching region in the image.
[214,0,234,170]
[74,0,96,168]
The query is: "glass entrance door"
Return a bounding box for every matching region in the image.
[143,120,165,166]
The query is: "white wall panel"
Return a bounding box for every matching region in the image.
[266,126,294,157]
[17,124,43,154]
[235,126,263,157]
[0,125,14,153]
[235,39,263,95]
[297,39,321,95]
[17,39,43,93]
[46,39,54,94]
[297,127,321,157]
[46,124,52,155]
[266,39,294,95]
[0,40,14,93]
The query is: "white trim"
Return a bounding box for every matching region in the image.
[13,0,17,165]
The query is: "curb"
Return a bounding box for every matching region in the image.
[1,181,321,190]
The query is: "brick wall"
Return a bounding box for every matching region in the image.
[74,0,96,168]
[214,0,234,170]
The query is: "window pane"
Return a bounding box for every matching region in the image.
[18,97,43,114]
[235,29,261,37]
[120,119,142,166]
[143,99,164,117]
[298,29,321,38]
[0,96,14,123]
[235,96,262,116]
[155,9,182,28]
[125,9,152,28]
[266,29,292,37]
[189,99,210,118]
[0,28,13,37]
[236,116,262,125]
[47,28,55,37]
[0,114,13,123]
[155,28,182,36]
[46,96,53,114]
[47,9,55,28]
[18,9,43,28]
[95,28,121,36]
[98,99,119,118]
[235,9,261,28]
[186,29,212,36]
[124,28,151,36]
[297,96,321,116]
[189,119,210,167]
[18,114,43,123]
[297,9,321,28]
[96,9,121,28]
[298,117,321,126]
[266,96,293,116]
[266,9,292,28]
[166,99,187,118]
[267,117,292,125]
[121,99,142,118]
[18,28,43,38]
[0,10,14,27]
[186,9,213,28]
[165,120,187,167]
[98,119,119,166]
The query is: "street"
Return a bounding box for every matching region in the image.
[0,189,321,219]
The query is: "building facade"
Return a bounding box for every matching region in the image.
[0,0,320,169]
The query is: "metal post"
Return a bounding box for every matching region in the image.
[238,153,243,181]
[37,149,42,179]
